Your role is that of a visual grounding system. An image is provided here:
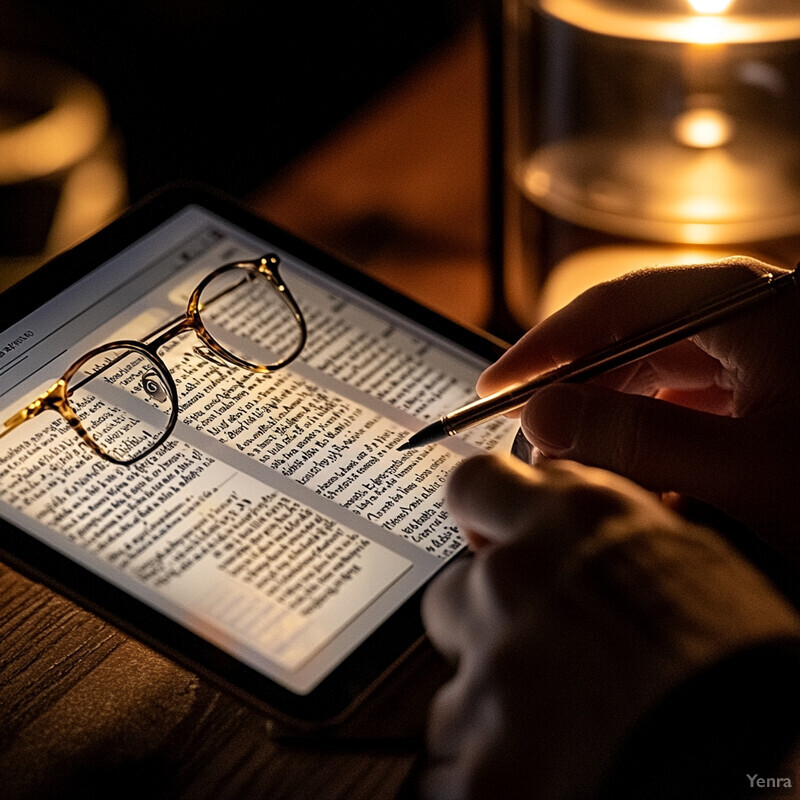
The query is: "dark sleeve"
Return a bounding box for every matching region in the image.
[597,639,800,800]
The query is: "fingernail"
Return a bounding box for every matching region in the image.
[525,384,584,454]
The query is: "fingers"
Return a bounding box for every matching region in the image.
[421,679,473,800]
[518,382,785,530]
[473,256,799,552]
[422,449,800,800]
[423,454,686,800]
[477,257,781,397]
[421,558,472,663]
[445,453,638,557]
[428,453,627,658]
[445,454,546,548]
[422,672,508,800]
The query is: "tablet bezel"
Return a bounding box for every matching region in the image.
[0,183,508,727]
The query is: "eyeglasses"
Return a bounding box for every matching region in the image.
[0,253,306,465]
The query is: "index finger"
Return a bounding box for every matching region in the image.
[477,257,779,397]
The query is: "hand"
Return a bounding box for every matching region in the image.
[478,258,800,558]
[421,453,800,800]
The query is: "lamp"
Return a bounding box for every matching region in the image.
[498,0,800,321]
[0,52,127,293]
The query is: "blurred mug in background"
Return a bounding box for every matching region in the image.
[0,51,126,292]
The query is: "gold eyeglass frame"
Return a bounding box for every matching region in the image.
[0,253,306,465]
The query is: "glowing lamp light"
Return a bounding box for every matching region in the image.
[688,0,732,13]
[673,108,734,149]
[501,0,800,324]
[0,53,127,291]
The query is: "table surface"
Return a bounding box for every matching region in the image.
[0,26,490,800]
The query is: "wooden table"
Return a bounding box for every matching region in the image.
[0,26,490,800]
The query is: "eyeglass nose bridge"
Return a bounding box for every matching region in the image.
[144,314,198,353]
[0,253,307,466]
[138,314,232,386]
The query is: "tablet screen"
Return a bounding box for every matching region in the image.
[0,198,516,708]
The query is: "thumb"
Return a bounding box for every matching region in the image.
[521,383,751,515]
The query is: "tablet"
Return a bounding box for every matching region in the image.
[0,185,516,727]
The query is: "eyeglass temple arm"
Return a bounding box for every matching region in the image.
[0,380,65,440]
[80,254,293,357]
[0,264,276,437]
[1,254,299,444]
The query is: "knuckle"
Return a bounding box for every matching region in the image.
[598,395,655,482]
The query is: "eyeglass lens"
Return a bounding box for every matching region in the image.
[68,346,175,463]
[197,265,304,370]
[61,260,304,463]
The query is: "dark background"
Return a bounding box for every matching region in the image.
[0,0,478,200]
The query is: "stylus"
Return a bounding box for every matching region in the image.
[397,266,799,451]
